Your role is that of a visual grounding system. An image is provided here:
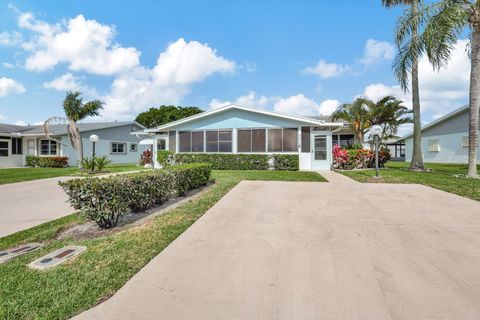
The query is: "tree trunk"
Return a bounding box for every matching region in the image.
[409,0,425,170]
[69,121,83,168]
[467,24,480,177]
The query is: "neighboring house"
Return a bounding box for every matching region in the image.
[384,136,406,162]
[401,105,480,164]
[142,104,355,170]
[0,121,147,168]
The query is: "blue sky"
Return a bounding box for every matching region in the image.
[0,0,471,134]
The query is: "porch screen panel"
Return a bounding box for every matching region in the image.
[301,127,310,153]
[168,131,176,152]
[251,129,266,152]
[238,130,252,152]
[283,128,297,152]
[218,130,232,152]
[179,131,192,152]
[192,131,204,152]
[267,129,282,152]
[206,131,219,152]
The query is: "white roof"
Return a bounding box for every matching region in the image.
[144,104,343,132]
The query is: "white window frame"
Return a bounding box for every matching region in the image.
[111,142,127,155]
[39,139,58,156]
[428,139,441,152]
[130,143,138,152]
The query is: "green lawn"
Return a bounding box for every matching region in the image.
[0,164,146,185]
[0,170,324,320]
[340,162,480,202]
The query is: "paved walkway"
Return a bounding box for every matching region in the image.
[74,173,480,320]
[0,170,144,238]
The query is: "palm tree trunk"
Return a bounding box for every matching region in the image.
[69,120,83,168]
[409,0,424,170]
[467,24,480,177]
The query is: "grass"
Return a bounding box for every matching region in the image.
[340,162,480,201]
[0,164,146,185]
[0,170,324,320]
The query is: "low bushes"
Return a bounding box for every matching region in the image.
[333,145,390,170]
[79,156,112,172]
[157,150,174,168]
[174,153,300,170]
[26,155,69,168]
[59,163,211,228]
[272,154,299,171]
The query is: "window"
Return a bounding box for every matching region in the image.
[301,127,310,153]
[0,140,8,157]
[332,134,354,147]
[428,139,440,152]
[206,130,232,152]
[462,136,469,148]
[237,129,265,153]
[158,139,166,151]
[130,143,138,152]
[314,136,327,160]
[111,142,126,154]
[192,131,204,152]
[12,138,22,155]
[267,128,298,152]
[179,131,192,152]
[169,131,176,152]
[40,140,57,156]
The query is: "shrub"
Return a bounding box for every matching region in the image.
[59,163,211,228]
[333,145,390,170]
[140,149,152,165]
[94,156,113,171]
[157,150,174,168]
[272,154,299,171]
[26,155,68,168]
[79,157,96,171]
[168,163,212,196]
[25,155,40,167]
[174,153,270,170]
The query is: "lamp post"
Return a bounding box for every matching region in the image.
[370,125,382,179]
[89,134,99,173]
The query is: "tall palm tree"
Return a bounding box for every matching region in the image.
[382,0,426,171]
[331,96,411,144]
[44,91,104,168]
[331,97,371,144]
[418,0,479,177]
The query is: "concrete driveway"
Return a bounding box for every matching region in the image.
[0,177,74,238]
[75,175,480,320]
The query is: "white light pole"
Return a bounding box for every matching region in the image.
[89,134,99,173]
[370,125,382,178]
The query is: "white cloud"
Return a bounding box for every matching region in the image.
[18,13,140,75]
[2,62,15,69]
[102,38,236,119]
[273,94,339,116]
[318,99,341,115]
[0,31,22,46]
[359,39,394,68]
[0,114,6,121]
[303,39,394,78]
[301,59,351,79]
[43,73,98,96]
[14,120,27,126]
[243,62,257,73]
[209,91,269,109]
[0,77,26,97]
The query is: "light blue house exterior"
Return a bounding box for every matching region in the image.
[402,105,480,164]
[143,104,346,170]
[0,121,146,167]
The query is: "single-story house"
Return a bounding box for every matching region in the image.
[401,105,480,164]
[142,104,356,170]
[0,121,147,168]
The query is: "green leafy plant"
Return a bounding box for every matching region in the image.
[59,163,211,228]
[79,157,96,171]
[94,156,112,171]
[25,156,68,168]
[157,150,174,168]
[25,155,40,167]
[174,153,270,170]
[272,154,299,171]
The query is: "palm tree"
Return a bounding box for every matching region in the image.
[331,96,411,144]
[331,97,371,144]
[417,0,479,178]
[382,0,425,171]
[44,91,104,168]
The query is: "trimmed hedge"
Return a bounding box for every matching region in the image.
[272,154,299,171]
[25,155,69,168]
[174,153,271,170]
[59,163,211,228]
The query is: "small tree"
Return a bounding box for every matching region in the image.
[44,91,104,168]
[135,105,203,128]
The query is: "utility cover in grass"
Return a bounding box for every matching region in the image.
[28,245,86,270]
[0,242,43,264]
